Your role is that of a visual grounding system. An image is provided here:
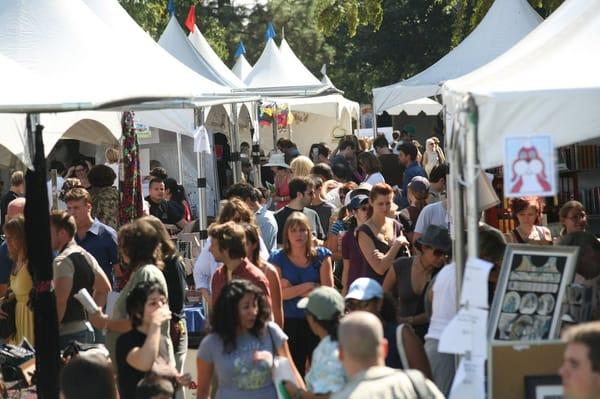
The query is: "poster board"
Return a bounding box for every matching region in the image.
[489,244,578,341]
[489,340,565,399]
[504,135,557,198]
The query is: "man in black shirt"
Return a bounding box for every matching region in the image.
[145,177,183,226]
[373,135,404,188]
[0,171,24,229]
[274,176,325,245]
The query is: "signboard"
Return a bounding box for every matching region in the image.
[360,104,373,129]
[504,135,556,198]
[489,244,578,342]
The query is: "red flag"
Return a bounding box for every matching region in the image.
[185,5,196,32]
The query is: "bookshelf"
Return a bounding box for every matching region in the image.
[486,138,600,236]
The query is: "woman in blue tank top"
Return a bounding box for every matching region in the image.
[268,212,333,376]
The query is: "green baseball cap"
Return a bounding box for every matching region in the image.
[297,286,345,320]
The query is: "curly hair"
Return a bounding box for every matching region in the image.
[211,280,271,353]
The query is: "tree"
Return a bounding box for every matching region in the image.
[314,0,383,37]
[118,0,236,60]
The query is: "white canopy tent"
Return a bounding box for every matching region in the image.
[372,0,542,115]
[232,54,253,81]
[442,0,600,169]
[386,98,443,116]
[246,37,359,152]
[0,0,232,167]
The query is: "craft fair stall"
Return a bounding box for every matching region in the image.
[437,0,600,397]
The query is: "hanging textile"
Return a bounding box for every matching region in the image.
[119,111,143,225]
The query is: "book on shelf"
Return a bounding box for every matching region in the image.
[580,187,600,215]
[559,143,600,171]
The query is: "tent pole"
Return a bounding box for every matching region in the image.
[448,106,465,307]
[465,95,480,260]
[195,108,207,252]
[230,103,242,183]
[372,101,378,139]
[252,101,262,186]
[272,105,278,151]
[176,132,183,183]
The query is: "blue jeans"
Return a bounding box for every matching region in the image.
[59,329,95,351]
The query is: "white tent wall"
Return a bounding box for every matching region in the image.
[442,0,600,169]
[138,130,203,217]
[258,111,356,154]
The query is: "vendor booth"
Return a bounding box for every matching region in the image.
[437,0,600,397]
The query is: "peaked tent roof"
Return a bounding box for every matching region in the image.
[0,0,230,112]
[244,38,323,90]
[278,38,322,85]
[156,16,234,88]
[442,0,600,169]
[232,54,253,81]
[372,0,542,114]
[187,25,245,88]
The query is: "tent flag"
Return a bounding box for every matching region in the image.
[235,41,247,58]
[185,5,196,32]
[265,22,276,42]
[167,0,175,15]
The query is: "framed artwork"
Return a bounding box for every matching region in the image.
[489,244,579,341]
[524,375,563,399]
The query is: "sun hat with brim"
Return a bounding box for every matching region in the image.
[297,286,344,320]
[345,278,383,301]
[348,194,369,211]
[264,152,289,168]
[416,225,451,253]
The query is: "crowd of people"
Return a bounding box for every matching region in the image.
[0,131,598,399]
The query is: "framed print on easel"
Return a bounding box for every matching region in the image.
[489,244,579,342]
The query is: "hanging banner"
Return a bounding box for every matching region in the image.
[503,135,556,198]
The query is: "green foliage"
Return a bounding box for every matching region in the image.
[315,0,383,37]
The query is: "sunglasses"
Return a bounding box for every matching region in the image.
[423,245,448,257]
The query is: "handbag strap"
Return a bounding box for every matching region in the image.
[404,369,430,399]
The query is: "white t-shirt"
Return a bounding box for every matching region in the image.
[414,201,448,234]
[364,172,385,186]
[425,262,457,340]
[47,176,66,210]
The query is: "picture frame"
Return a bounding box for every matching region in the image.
[489,244,579,342]
[524,375,563,399]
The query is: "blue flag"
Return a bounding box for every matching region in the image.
[264,22,276,42]
[167,0,175,15]
[234,42,247,58]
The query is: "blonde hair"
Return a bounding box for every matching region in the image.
[282,212,316,259]
[290,156,314,178]
[105,146,119,164]
[3,216,27,265]
[426,137,446,163]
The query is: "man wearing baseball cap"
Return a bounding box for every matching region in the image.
[285,287,347,398]
[345,278,402,369]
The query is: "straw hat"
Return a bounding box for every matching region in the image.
[264,152,289,168]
